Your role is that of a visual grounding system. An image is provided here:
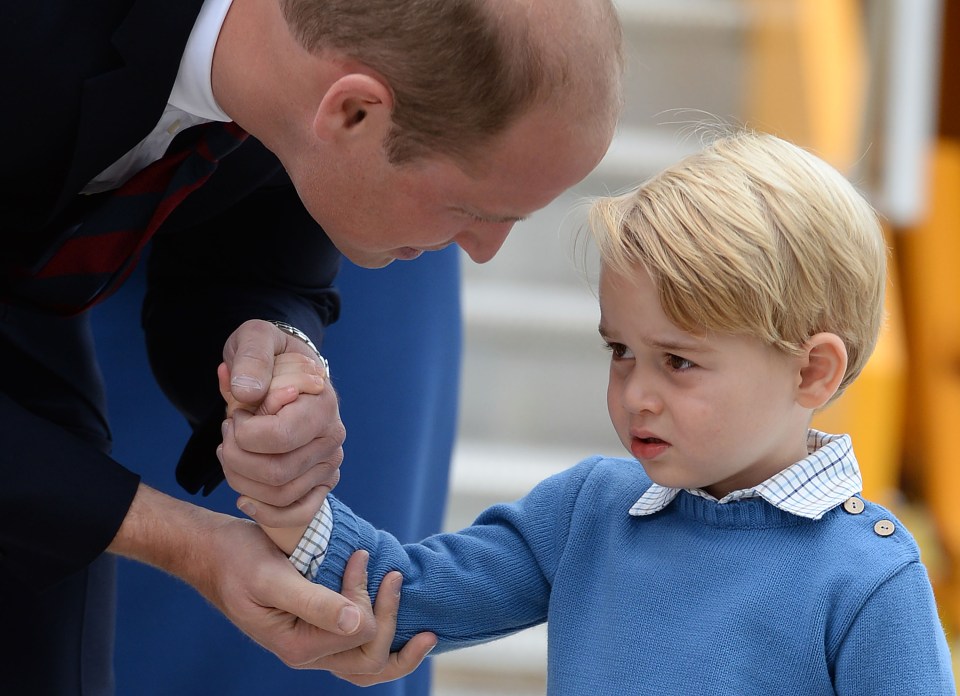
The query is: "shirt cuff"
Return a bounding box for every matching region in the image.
[289,498,334,578]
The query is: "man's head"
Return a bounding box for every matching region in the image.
[255,0,622,268]
[590,130,887,402]
[279,0,623,164]
[217,0,622,267]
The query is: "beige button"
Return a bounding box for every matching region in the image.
[874,519,896,537]
[842,497,865,515]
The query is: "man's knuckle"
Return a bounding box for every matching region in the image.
[273,420,300,452]
[278,645,312,669]
[261,456,289,487]
[330,421,347,446]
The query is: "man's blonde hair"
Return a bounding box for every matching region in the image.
[590,130,887,399]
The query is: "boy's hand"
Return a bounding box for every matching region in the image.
[311,553,437,682]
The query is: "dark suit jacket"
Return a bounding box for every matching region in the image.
[0,0,341,592]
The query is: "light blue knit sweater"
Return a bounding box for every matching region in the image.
[313,456,954,694]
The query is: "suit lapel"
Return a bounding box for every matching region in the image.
[57,0,206,210]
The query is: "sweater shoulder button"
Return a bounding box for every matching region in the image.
[842,497,865,515]
[873,519,896,537]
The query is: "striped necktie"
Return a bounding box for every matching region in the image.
[9,121,248,315]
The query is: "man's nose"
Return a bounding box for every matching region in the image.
[455,222,515,263]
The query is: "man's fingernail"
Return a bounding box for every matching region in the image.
[215,445,224,464]
[237,501,256,517]
[338,606,361,634]
[231,375,262,390]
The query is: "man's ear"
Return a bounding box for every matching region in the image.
[796,333,848,409]
[312,73,393,141]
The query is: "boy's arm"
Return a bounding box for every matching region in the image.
[310,464,593,654]
[832,562,955,694]
[262,525,310,555]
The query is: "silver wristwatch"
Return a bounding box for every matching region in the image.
[267,320,330,378]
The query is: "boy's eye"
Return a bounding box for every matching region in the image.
[603,341,632,360]
[666,354,695,371]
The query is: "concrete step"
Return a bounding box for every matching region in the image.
[458,279,618,451]
[444,440,614,530]
[433,625,548,696]
[433,443,586,695]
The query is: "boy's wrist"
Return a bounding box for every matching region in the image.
[259,525,310,556]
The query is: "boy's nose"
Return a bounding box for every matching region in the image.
[622,370,663,415]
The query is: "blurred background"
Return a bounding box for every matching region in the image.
[439,0,960,692]
[92,0,960,693]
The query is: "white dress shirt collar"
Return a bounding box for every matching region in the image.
[629,430,863,520]
[168,0,234,121]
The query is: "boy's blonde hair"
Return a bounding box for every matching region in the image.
[589,130,887,399]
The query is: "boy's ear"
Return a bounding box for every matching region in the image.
[796,333,848,409]
[312,73,393,142]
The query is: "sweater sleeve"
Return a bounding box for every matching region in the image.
[311,458,601,653]
[832,561,955,695]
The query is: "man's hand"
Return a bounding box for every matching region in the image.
[109,484,377,667]
[219,352,331,554]
[219,319,344,528]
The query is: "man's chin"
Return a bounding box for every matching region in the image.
[340,249,398,269]
[392,247,425,262]
[339,245,431,268]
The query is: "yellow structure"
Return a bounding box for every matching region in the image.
[896,140,960,631]
[745,0,908,506]
[745,0,958,656]
[744,0,867,173]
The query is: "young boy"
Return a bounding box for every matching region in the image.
[228,131,955,693]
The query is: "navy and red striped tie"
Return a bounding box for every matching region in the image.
[11,121,248,315]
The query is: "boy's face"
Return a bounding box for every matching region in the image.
[599,265,811,499]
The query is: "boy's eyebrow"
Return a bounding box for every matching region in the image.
[598,324,707,353]
[649,337,708,354]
